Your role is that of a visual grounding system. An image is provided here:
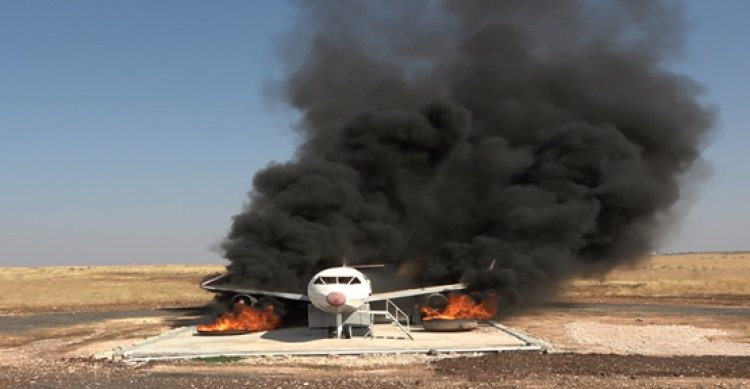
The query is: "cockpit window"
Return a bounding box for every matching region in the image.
[321,276,338,284]
[337,276,353,284]
[314,275,363,284]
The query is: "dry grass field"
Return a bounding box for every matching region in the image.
[0,265,223,312]
[563,252,750,304]
[1,253,748,388]
[0,252,747,313]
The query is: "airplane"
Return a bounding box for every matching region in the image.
[200,263,484,339]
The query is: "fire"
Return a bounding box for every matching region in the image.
[197,302,281,333]
[421,293,497,320]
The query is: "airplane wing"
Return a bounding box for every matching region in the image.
[200,273,309,302]
[366,282,468,302]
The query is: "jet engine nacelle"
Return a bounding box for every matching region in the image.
[425,293,449,310]
[231,294,258,306]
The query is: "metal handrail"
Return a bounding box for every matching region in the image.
[361,299,413,340]
[384,299,410,333]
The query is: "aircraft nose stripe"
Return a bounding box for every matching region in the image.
[326,292,346,307]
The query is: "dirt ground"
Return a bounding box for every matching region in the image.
[1,252,749,388]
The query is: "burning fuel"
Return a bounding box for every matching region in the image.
[197,303,281,334]
[421,293,497,321]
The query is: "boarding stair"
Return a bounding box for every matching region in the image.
[359,299,414,340]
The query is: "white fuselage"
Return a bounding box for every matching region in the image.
[306,267,372,313]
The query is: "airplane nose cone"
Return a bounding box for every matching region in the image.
[326,292,346,307]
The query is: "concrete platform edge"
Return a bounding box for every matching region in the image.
[119,344,544,362]
[486,320,548,350]
[113,322,546,362]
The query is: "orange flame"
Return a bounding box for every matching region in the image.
[421,293,497,320]
[197,302,281,332]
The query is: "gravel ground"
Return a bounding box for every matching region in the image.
[1,353,748,388]
[433,352,750,380]
[2,301,749,388]
[566,322,750,356]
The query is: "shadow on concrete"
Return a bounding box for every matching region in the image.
[259,326,328,343]
[161,305,216,329]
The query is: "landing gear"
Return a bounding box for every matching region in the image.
[336,312,343,339]
[326,313,351,339]
[327,326,352,339]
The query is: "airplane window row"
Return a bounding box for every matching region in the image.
[313,276,362,285]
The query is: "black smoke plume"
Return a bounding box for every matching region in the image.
[222,0,713,306]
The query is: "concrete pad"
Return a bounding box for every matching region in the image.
[115,322,544,361]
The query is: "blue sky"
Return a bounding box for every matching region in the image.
[663,0,750,252]
[0,1,747,266]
